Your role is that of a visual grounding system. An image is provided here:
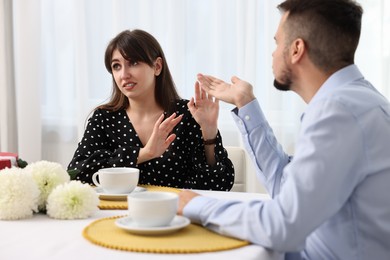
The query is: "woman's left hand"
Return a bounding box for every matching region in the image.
[188,81,219,139]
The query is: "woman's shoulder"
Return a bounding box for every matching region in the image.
[92,108,126,119]
[174,99,190,113]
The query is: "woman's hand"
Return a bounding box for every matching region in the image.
[138,113,182,164]
[187,81,219,140]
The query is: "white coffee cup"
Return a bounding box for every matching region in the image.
[92,167,139,194]
[127,191,178,227]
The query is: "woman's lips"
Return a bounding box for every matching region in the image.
[123,83,136,90]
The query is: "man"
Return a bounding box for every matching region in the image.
[178,0,390,259]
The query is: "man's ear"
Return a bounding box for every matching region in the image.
[154,57,163,76]
[290,38,305,64]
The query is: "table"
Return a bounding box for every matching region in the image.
[0,190,284,260]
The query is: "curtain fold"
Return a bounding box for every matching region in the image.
[12,0,42,162]
[0,0,17,153]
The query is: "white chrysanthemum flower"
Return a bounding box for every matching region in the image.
[26,160,70,211]
[0,168,40,220]
[46,181,99,219]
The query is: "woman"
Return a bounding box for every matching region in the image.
[68,29,234,191]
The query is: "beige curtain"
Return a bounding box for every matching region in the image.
[0,0,42,162]
[0,0,17,153]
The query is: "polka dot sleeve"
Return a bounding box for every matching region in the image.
[67,109,141,184]
[173,103,235,191]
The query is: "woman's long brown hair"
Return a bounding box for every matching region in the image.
[98,29,180,115]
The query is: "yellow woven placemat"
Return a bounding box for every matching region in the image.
[98,185,181,210]
[83,216,249,253]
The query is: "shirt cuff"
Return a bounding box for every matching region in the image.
[183,196,218,224]
[231,99,267,134]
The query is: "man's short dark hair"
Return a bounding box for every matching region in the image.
[278,0,363,73]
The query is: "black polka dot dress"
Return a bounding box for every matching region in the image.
[68,99,235,191]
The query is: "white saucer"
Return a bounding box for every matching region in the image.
[115,215,191,235]
[95,186,146,201]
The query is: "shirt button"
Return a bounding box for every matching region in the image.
[245,115,250,121]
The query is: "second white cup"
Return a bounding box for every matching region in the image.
[127,191,178,227]
[92,167,139,194]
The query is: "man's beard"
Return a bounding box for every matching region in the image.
[273,68,292,91]
[273,79,291,91]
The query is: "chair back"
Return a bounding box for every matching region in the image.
[226,146,246,192]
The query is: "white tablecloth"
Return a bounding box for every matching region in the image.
[0,190,283,260]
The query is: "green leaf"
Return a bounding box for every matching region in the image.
[17,158,28,168]
[67,169,80,180]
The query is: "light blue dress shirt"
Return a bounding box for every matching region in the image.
[184,65,390,259]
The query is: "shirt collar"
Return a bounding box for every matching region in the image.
[300,64,364,121]
[310,64,364,104]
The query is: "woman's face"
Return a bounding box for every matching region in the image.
[110,49,160,100]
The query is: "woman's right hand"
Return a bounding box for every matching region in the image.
[137,113,183,164]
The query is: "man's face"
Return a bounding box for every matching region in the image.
[272,13,293,91]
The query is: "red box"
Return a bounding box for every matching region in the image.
[0,152,18,170]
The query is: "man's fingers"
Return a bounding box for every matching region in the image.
[197,73,212,88]
[231,75,240,84]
